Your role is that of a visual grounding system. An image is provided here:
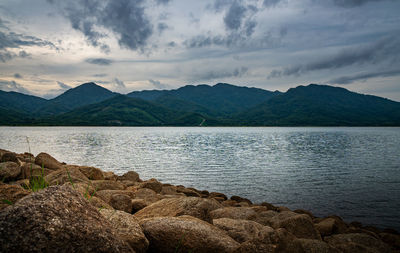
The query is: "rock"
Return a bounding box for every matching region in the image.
[103,171,118,181]
[210,207,258,221]
[134,197,222,223]
[277,206,291,212]
[213,218,275,243]
[294,209,314,218]
[0,184,30,210]
[34,152,63,170]
[120,180,140,187]
[222,200,241,207]
[209,192,228,200]
[276,238,341,253]
[134,188,161,204]
[140,215,240,253]
[70,182,96,197]
[315,217,348,237]
[176,186,201,197]
[88,196,113,210]
[230,196,253,205]
[15,152,35,163]
[20,162,52,180]
[110,194,133,213]
[118,171,140,182]
[139,178,162,193]
[45,167,89,185]
[253,210,279,226]
[63,165,104,180]
[0,148,11,157]
[325,233,392,253]
[0,162,21,182]
[90,180,126,191]
[269,211,321,240]
[380,232,400,250]
[1,152,19,164]
[132,199,148,213]
[101,209,149,253]
[0,185,133,252]
[10,179,29,188]
[233,239,276,253]
[95,190,136,204]
[261,202,278,211]
[161,185,180,195]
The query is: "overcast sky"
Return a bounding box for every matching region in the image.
[0,0,399,101]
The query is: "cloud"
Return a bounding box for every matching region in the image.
[155,0,171,5]
[332,0,389,7]
[194,66,248,81]
[157,23,168,34]
[327,69,400,84]
[85,58,113,65]
[50,0,153,52]
[224,1,247,31]
[57,81,72,90]
[13,73,22,79]
[268,35,400,78]
[93,73,108,77]
[0,80,31,95]
[148,79,168,89]
[263,0,284,8]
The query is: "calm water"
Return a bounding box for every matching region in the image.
[1,127,399,230]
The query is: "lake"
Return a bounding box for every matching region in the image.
[1,126,399,230]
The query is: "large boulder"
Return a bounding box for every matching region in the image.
[315,217,348,237]
[134,188,161,205]
[101,209,149,253]
[134,197,222,223]
[0,162,21,182]
[0,184,30,210]
[269,211,321,240]
[139,178,162,193]
[0,185,133,252]
[213,218,275,243]
[209,207,258,221]
[90,180,126,191]
[20,163,53,180]
[118,171,140,182]
[276,238,341,253]
[95,190,136,204]
[324,233,392,253]
[64,165,104,180]
[103,171,118,181]
[140,215,240,253]
[34,152,63,170]
[1,152,19,164]
[45,167,89,185]
[110,194,133,213]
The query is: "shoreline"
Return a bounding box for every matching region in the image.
[1,149,399,252]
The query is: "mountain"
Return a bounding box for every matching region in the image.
[238,84,400,126]
[47,95,213,126]
[35,82,117,116]
[0,90,48,113]
[128,83,280,116]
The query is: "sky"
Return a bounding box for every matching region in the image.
[0,0,399,101]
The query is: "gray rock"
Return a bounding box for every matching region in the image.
[0,185,133,252]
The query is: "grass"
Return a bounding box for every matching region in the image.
[24,137,49,192]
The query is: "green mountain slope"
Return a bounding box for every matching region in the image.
[0,90,48,113]
[35,82,117,116]
[46,95,213,126]
[128,83,279,116]
[238,84,400,126]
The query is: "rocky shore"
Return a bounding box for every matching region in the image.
[0,149,399,252]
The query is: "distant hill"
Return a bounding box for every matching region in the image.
[237,84,400,126]
[1,82,399,126]
[128,83,280,116]
[46,95,212,126]
[35,82,117,116]
[0,90,47,113]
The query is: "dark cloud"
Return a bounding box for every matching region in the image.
[149,79,168,89]
[85,58,113,65]
[167,41,176,47]
[333,0,389,7]
[13,73,22,79]
[50,0,153,52]
[155,0,171,5]
[327,69,400,84]
[93,73,108,77]
[113,78,126,92]
[195,66,248,81]
[224,1,247,31]
[263,0,283,7]
[157,23,169,34]
[57,81,71,90]
[268,35,400,78]
[0,80,31,94]
[244,20,257,37]
[0,51,14,62]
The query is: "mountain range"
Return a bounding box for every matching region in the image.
[1,82,399,126]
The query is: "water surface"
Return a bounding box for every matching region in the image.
[1,127,399,230]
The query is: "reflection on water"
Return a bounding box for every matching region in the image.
[0,126,399,230]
